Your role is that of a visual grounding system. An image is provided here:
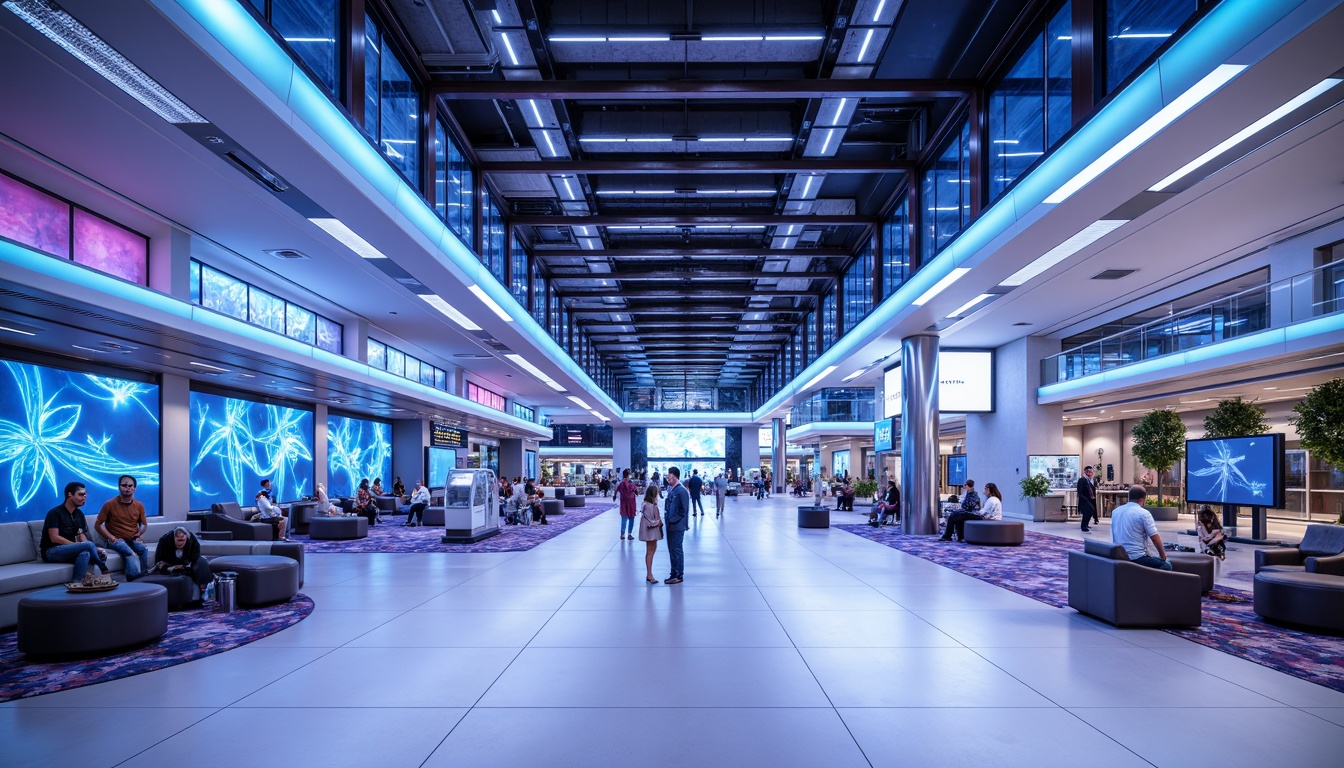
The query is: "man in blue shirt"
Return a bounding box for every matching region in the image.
[663,467,690,584]
[686,469,705,516]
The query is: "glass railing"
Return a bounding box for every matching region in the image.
[1042,262,1344,385]
[790,398,876,427]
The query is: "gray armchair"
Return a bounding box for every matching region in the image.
[1255,524,1344,574]
[1067,539,1202,627]
[207,502,276,541]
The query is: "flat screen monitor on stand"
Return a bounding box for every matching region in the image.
[1184,434,1286,544]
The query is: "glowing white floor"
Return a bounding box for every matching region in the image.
[5,495,1342,767]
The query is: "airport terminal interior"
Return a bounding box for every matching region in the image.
[2,0,1344,765]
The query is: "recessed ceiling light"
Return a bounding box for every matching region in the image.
[189,361,230,373]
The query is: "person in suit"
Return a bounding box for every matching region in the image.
[663,466,690,584]
[1078,465,1099,532]
[686,469,705,516]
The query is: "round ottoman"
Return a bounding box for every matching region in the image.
[542,499,564,517]
[422,506,446,527]
[18,583,168,656]
[308,514,369,540]
[1168,553,1216,594]
[563,495,585,508]
[209,556,301,606]
[964,520,1025,545]
[1253,571,1344,633]
[797,506,830,529]
[137,573,198,609]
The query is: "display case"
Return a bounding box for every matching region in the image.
[440,469,500,543]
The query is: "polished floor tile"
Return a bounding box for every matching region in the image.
[1070,707,1344,767]
[246,609,405,648]
[771,609,962,648]
[344,609,555,647]
[800,647,1055,707]
[0,706,216,768]
[416,585,576,611]
[559,585,772,611]
[529,608,793,647]
[916,608,1135,648]
[758,585,902,611]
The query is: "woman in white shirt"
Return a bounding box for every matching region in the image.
[980,483,1004,520]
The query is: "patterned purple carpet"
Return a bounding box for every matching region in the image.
[0,594,313,702]
[836,524,1344,694]
[296,500,618,553]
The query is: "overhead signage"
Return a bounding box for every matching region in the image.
[431,422,468,448]
[873,417,895,452]
[883,349,995,417]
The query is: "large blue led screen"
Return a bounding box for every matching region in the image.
[1185,434,1285,508]
[189,391,313,508]
[327,414,392,498]
[0,358,160,522]
[647,428,725,459]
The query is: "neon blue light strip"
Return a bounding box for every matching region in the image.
[622,411,756,425]
[173,0,618,415]
[753,0,1305,421]
[2,238,546,435]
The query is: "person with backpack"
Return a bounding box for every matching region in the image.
[940,479,984,542]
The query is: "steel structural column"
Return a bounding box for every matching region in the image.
[901,335,940,535]
[772,418,787,494]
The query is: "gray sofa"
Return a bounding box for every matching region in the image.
[1067,539,1202,627]
[1255,524,1344,575]
[1,518,304,629]
[206,501,277,541]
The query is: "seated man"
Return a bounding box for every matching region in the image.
[250,490,290,541]
[153,526,215,601]
[41,481,109,581]
[95,474,150,581]
[836,482,855,511]
[404,480,430,526]
[869,481,900,527]
[940,480,983,542]
[529,492,550,525]
[1111,484,1171,570]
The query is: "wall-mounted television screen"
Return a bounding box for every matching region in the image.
[189,391,313,508]
[947,455,967,488]
[883,349,994,417]
[1185,434,1286,508]
[327,414,392,498]
[1028,455,1080,491]
[873,417,895,452]
[426,445,456,488]
[0,358,160,522]
[647,427,725,459]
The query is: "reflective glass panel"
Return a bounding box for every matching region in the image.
[1107,0,1197,91]
[285,303,316,344]
[379,37,419,183]
[271,0,338,94]
[367,339,387,370]
[316,316,342,354]
[201,265,248,320]
[249,287,286,333]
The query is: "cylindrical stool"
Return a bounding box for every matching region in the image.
[18,583,168,656]
[214,571,238,613]
[563,495,585,508]
[209,556,300,606]
[541,499,564,517]
[798,505,830,529]
[964,520,1026,546]
[1168,552,1216,594]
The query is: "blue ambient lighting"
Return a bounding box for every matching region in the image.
[189,391,313,508]
[327,414,392,497]
[0,358,160,522]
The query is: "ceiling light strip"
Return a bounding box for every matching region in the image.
[1044,64,1246,204]
[421,295,482,331]
[469,285,514,322]
[911,267,970,306]
[309,218,389,259]
[998,220,1127,287]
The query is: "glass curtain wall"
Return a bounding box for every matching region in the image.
[363,13,419,184]
[481,189,506,283]
[1107,0,1200,92]
[434,120,474,244]
[920,122,971,262]
[881,199,909,301]
[843,243,874,332]
[246,0,339,95]
[510,239,528,307]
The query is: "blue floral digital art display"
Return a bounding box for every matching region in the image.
[1185,435,1285,508]
[327,414,392,497]
[0,359,160,522]
[189,391,313,508]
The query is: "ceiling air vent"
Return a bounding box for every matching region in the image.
[1092,269,1137,280]
[264,248,309,261]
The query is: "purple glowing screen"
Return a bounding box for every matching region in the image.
[73,209,148,285]
[0,173,70,258]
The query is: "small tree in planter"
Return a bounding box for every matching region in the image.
[1204,397,1270,438]
[1290,378,1344,523]
[1018,473,1051,521]
[1131,409,1187,507]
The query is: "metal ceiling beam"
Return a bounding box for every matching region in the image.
[482,159,909,174]
[567,307,807,316]
[432,79,975,99]
[565,290,819,299]
[513,214,874,227]
[532,248,850,259]
[549,270,838,281]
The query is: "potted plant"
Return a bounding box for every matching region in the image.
[1018,473,1052,522]
[1131,409,1187,519]
[1203,396,1270,438]
[1290,378,1344,523]
[853,479,878,501]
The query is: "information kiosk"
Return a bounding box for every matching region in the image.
[440,469,500,543]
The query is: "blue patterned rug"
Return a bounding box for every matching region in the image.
[836,524,1344,694]
[0,594,313,702]
[295,500,617,553]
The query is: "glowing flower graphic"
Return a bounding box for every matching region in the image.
[1189,439,1266,502]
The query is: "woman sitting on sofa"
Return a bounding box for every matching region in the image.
[353,478,379,525]
[153,526,214,601]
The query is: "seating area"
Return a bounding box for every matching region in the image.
[1066,539,1203,628]
[963,520,1024,546]
[1252,524,1344,632]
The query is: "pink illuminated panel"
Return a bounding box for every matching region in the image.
[0,172,71,258]
[73,209,148,285]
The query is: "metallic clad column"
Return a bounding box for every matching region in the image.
[901,335,940,535]
[772,418,786,493]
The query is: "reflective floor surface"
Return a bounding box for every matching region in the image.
[4,495,1342,767]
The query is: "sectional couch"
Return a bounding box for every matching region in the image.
[0,517,304,629]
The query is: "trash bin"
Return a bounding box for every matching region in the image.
[214,571,237,613]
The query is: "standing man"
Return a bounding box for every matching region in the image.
[1112,485,1171,569]
[40,482,109,581]
[1078,465,1099,532]
[95,475,149,581]
[663,467,689,584]
[687,469,705,517]
[713,471,728,518]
